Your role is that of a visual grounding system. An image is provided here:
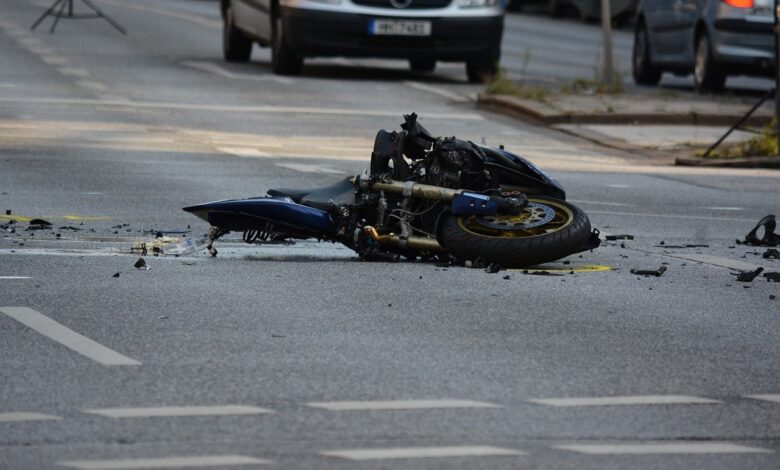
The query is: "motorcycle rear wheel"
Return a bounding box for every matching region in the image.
[439,197,592,267]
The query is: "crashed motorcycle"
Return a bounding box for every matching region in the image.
[183,114,599,267]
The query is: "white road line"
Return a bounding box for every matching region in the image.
[83,405,272,418]
[588,210,757,223]
[703,206,744,211]
[0,97,485,120]
[553,442,772,455]
[607,184,631,188]
[745,394,780,404]
[216,146,271,158]
[568,200,631,207]
[56,455,270,469]
[0,307,141,366]
[0,412,61,422]
[76,81,108,92]
[39,56,70,66]
[321,446,525,460]
[403,81,470,102]
[275,163,342,174]
[57,67,91,78]
[0,276,31,280]
[527,395,721,407]
[307,399,500,411]
[180,61,293,85]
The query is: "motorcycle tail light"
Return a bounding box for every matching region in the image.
[722,0,754,8]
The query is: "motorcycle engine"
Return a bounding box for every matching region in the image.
[425,137,494,191]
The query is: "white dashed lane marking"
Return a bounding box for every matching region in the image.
[553,442,773,455]
[307,399,500,411]
[527,395,721,407]
[83,405,273,418]
[275,163,342,174]
[56,455,270,469]
[321,446,525,460]
[0,276,31,280]
[0,307,141,366]
[745,394,780,404]
[0,412,61,422]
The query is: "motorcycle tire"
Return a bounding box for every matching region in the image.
[438,197,592,267]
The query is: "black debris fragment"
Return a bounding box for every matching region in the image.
[771,295,776,300]
[485,263,502,273]
[630,266,667,277]
[732,267,763,282]
[503,275,511,280]
[4,210,10,215]
[738,215,780,246]
[27,219,52,230]
[606,234,634,241]
[563,261,571,265]
[764,272,780,282]
[522,270,564,277]
[58,226,81,231]
[133,258,147,269]
[685,244,710,248]
[112,272,120,278]
[763,249,779,259]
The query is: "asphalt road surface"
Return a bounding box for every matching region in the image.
[1,1,779,469]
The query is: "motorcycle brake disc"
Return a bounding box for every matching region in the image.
[474,202,555,230]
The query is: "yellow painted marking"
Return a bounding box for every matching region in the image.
[509,264,611,273]
[0,215,110,222]
[0,215,33,222]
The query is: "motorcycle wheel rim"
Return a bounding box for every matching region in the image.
[457,199,574,239]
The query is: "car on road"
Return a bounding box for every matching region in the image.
[220,0,505,82]
[633,0,775,92]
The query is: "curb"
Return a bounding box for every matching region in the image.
[477,94,773,127]
[675,156,780,169]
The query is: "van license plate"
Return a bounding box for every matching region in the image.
[369,19,432,36]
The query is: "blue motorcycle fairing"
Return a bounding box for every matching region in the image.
[183,196,337,236]
[478,145,566,200]
[451,192,498,215]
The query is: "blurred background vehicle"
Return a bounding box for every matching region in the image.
[633,0,775,92]
[508,0,637,24]
[221,0,505,82]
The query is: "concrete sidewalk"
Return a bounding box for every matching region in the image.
[478,90,780,169]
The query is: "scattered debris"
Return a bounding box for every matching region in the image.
[630,266,667,277]
[485,263,503,273]
[112,272,120,278]
[764,272,780,282]
[159,315,168,320]
[763,249,779,259]
[4,209,10,215]
[503,275,511,280]
[58,226,81,231]
[522,270,564,276]
[133,258,148,269]
[606,234,634,241]
[27,219,52,230]
[771,295,776,300]
[732,267,763,282]
[271,334,286,338]
[738,215,780,246]
[685,244,710,248]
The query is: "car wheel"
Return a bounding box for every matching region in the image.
[548,0,565,17]
[466,61,497,84]
[409,59,436,73]
[633,21,661,86]
[223,4,252,63]
[693,32,725,93]
[272,15,303,75]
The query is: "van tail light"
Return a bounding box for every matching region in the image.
[722,0,754,8]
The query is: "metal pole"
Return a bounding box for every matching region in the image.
[600,0,614,90]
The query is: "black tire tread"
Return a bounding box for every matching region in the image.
[439,198,592,267]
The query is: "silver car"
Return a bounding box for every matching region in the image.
[220,0,505,82]
[633,0,775,92]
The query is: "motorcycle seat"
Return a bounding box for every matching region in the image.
[267,176,355,211]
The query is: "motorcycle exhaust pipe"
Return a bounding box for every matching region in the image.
[364,226,443,251]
